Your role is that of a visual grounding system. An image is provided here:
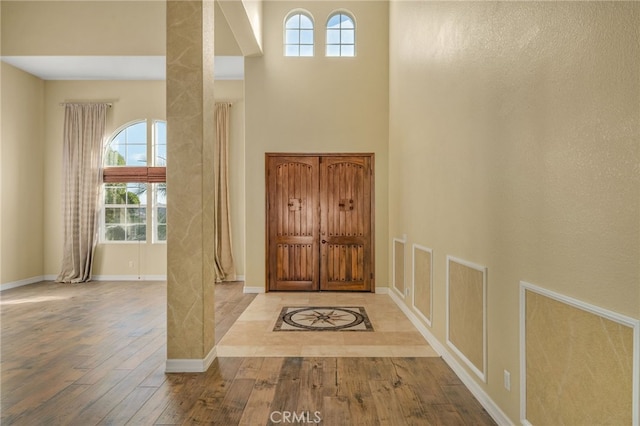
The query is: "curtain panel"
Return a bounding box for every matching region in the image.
[213,103,236,282]
[56,103,108,283]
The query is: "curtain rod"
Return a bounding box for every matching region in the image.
[59,101,114,107]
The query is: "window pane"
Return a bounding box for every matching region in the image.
[105,186,125,204]
[127,207,145,223]
[157,225,167,241]
[105,207,122,224]
[285,14,300,29]
[341,45,355,57]
[111,134,124,148]
[105,147,126,166]
[340,15,354,29]
[155,184,167,206]
[342,29,355,44]
[126,189,140,205]
[157,207,167,224]
[286,29,299,44]
[299,45,314,57]
[327,15,341,29]
[154,183,167,243]
[299,14,313,29]
[327,29,340,44]
[285,45,299,56]
[326,45,341,57]
[154,121,166,144]
[127,225,146,241]
[126,122,146,143]
[155,144,166,166]
[130,184,147,203]
[300,29,313,44]
[125,144,146,166]
[105,225,125,241]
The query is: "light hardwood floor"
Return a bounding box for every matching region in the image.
[0,281,496,425]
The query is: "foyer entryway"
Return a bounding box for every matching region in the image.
[266,154,374,292]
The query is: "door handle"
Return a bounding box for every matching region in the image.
[322,240,327,244]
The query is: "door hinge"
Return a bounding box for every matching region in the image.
[370,272,374,279]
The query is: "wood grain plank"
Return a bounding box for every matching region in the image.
[238,357,284,425]
[269,357,302,414]
[209,378,255,425]
[442,384,496,426]
[368,380,408,426]
[321,396,351,426]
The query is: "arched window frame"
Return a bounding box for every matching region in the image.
[326,11,356,57]
[284,10,315,57]
[101,119,167,243]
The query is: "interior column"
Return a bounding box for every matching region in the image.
[165,0,216,372]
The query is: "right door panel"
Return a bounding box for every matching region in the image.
[320,156,373,291]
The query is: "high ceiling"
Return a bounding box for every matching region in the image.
[1,56,244,81]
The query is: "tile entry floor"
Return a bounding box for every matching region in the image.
[217,291,440,357]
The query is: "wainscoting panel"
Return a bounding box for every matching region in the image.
[412,244,433,326]
[446,256,487,382]
[393,238,406,298]
[520,282,639,426]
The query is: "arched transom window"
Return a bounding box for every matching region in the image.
[284,12,314,57]
[326,12,355,57]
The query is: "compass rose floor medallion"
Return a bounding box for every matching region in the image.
[273,306,374,331]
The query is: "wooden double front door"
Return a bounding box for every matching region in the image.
[266,154,374,292]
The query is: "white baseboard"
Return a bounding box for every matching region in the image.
[165,345,217,373]
[91,275,167,281]
[1,274,169,291]
[387,290,514,426]
[243,285,386,294]
[0,275,46,292]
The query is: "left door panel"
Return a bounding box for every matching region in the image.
[266,156,320,291]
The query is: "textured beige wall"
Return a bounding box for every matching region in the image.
[215,1,243,56]
[241,0,262,51]
[525,289,634,425]
[0,63,45,284]
[1,1,240,56]
[43,80,167,278]
[245,0,389,290]
[389,1,640,421]
[1,1,166,55]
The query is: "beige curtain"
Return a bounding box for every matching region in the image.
[56,103,108,283]
[213,103,236,282]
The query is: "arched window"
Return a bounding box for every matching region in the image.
[326,12,355,57]
[284,11,314,57]
[102,120,167,242]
